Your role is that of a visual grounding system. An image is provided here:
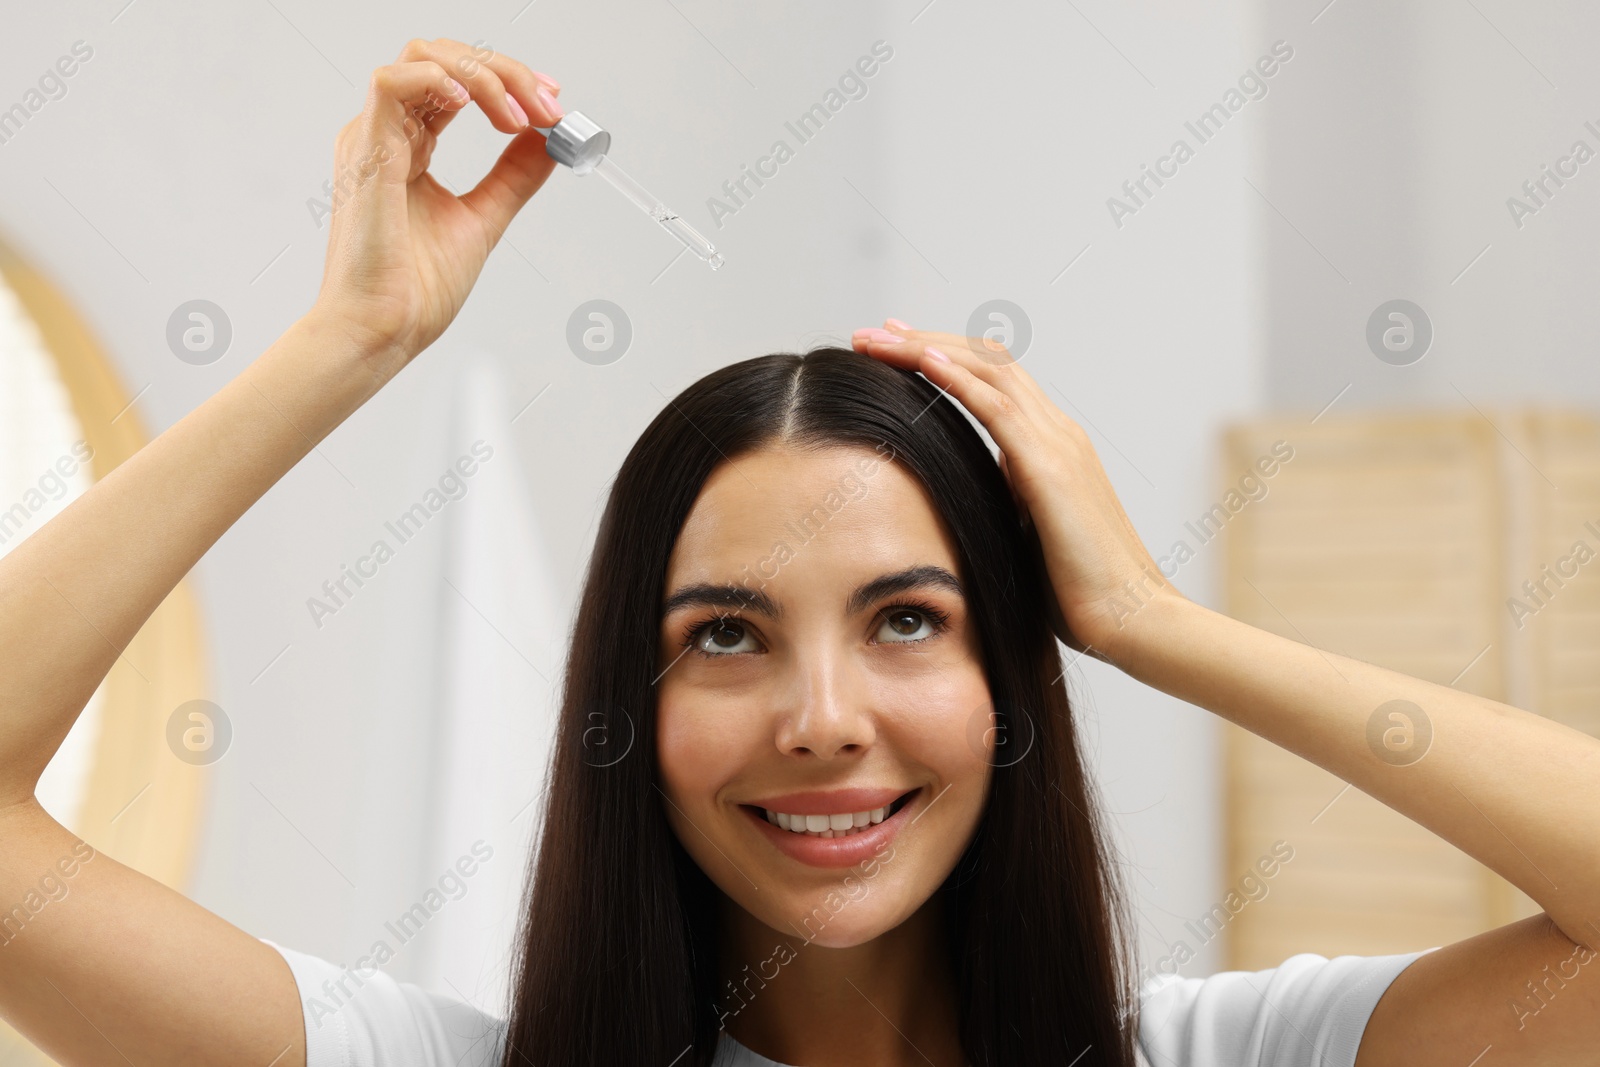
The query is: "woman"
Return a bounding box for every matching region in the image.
[0,37,1595,1067]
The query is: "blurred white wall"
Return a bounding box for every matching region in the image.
[6,0,1591,1017]
[1257,0,1600,413]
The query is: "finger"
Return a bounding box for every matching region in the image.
[421,47,563,143]
[881,323,1071,435]
[413,81,468,140]
[884,325,1056,412]
[852,328,1056,427]
[879,319,1021,365]
[397,38,536,134]
[371,78,465,160]
[358,61,470,180]
[460,129,559,237]
[910,348,1043,467]
[437,39,564,128]
[425,37,560,95]
[854,325,1030,389]
[474,49,564,127]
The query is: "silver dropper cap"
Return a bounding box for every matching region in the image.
[537,110,610,175]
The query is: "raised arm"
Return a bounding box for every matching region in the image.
[851,322,1600,1067]
[1105,595,1600,1066]
[0,38,561,1065]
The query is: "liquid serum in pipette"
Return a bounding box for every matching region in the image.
[590,154,724,270]
[534,109,724,271]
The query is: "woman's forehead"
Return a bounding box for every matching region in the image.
[666,444,958,586]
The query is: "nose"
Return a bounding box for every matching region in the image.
[773,646,875,759]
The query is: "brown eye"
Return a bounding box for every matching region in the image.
[875,606,944,644]
[687,617,760,656]
[707,620,744,647]
[887,611,921,635]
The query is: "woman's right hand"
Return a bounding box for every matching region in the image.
[312,38,564,375]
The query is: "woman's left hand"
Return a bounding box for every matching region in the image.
[851,321,1182,660]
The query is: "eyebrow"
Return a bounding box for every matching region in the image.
[660,564,965,621]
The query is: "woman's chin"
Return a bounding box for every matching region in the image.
[747,886,922,950]
[775,910,884,949]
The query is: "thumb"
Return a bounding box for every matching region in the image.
[460,129,559,237]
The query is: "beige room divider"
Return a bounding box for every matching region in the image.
[1219,408,1598,969]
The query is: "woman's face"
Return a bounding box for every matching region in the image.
[656,442,994,948]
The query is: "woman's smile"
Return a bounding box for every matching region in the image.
[739,786,923,868]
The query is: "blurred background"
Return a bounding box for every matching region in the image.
[3,0,1598,1055]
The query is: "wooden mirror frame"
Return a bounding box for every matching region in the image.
[0,235,209,892]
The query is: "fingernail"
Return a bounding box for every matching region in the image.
[537,86,564,121]
[505,91,529,128]
[535,72,562,92]
[925,346,950,363]
[857,328,904,343]
[445,78,468,102]
[886,318,912,330]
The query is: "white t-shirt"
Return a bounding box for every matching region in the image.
[265,939,1430,1066]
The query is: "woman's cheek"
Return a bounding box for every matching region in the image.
[873,668,991,769]
[656,690,749,798]
[879,675,995,857]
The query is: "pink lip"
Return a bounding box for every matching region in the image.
[745,787,909,814]
[742,787,922,869]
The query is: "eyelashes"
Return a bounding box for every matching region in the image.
[678,598,953,659]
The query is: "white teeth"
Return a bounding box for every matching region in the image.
[761,802,897,837]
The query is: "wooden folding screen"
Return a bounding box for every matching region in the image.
[1220,409,1598,969]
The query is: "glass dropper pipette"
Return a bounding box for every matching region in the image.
[588,153,724,270]
[536,110,724,271]
[588,154,726,271]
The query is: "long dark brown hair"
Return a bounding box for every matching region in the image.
[500,346,1138,1066]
